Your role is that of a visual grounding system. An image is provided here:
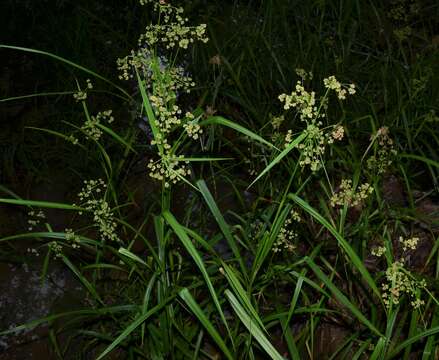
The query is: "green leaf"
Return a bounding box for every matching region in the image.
[388,326,439,359]
[179,288,234,360]
[400,153,439,169]
[0,198,84,211]
[163,211,233,347]
[225,290,285,360]
[118,248,148,267]
[196,180,247,277]
[136,70,163,156]
[306,257,382,337]
[96,301,170,360]
[221,263,265,331]
[0,45,131,100]
[201,116,277,150]
[96,123,138,154]
[249,132,307,188]
[61,255,104,305]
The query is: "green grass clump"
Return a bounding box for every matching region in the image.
[1,0,439,359]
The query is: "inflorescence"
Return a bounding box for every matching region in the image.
[117,0,208,187]
[278,75,355,171]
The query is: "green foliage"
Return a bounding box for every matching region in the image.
[1,0,439,358]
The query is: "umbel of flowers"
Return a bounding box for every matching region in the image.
[279,75,355,171]
[117,0,208,187]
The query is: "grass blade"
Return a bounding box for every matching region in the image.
[196,179,247,277]
[163,211,233,347]
[249,132,307,188]
[61,255,104,305]
[306,257,382,336]
[225,290,285,360]
[388,326,439,359]
[201,115,277,150]
[0,45,131,100]
[96,123,138,154]
[221,263,265,331]
[95,300,170,360]
[136,70,163,156]
[179,288,234,360]
[0,198,84,211]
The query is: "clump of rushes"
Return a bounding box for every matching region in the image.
[117,0,208,187]
[279,75,354,171]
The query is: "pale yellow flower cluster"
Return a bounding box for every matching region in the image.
[330,179,373,207]
[279,82,317,121]
[48,241,63,259]
[81,110,114,142]
[399,236,420,252]
[65,228,81,249]
[382,261,426,308]
[371,245,387,257]
[278,75,352,172]
[371,235,426,309]
[117,1,209,187]
[183,115,203,140]
[73,79,93,101]
[77,179,119,243]
[273,209,301,254]
[323,75,356,100]
[137,1,208,50]
[147,155,191,188]
[295,68,313,80]
[270,114,285,130]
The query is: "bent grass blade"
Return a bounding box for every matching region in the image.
[179,288,234,360]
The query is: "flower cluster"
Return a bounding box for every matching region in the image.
[27,210,46,231]
[411,67,433,95]
[399,236,419,252]
[330,179,373,208]
[425,110,439,123]
[48,241,63,259]
[270,114,285,130]
[65,228,81,249]
[330,125,345,142]
[367,126,397,174]
[371,245,387,257]
[76,179,119,242]
[273,209,301,254]
[183,113,203,139]
[372,235,426,309]
[278,75,353,171]
[117,1,209,187]
[288,123,345,171]
[137,1,208,50]
[147,155,191,188]
[81,110,114,141]
[279,82,317,121]
[387,0,420,41]
[73,79,93,101]
[381,261,426,308]
[323,76,356,100]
